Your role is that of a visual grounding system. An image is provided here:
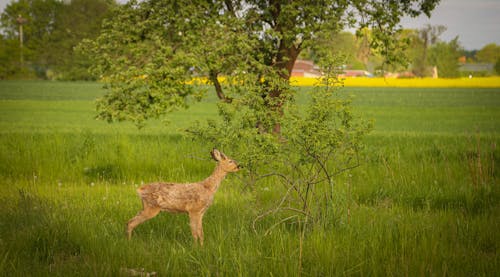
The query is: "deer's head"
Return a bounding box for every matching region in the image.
[211,149,240,172]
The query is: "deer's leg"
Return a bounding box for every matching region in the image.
[127,205,161,240]
[197,213,205,246]
[188,211,204,245]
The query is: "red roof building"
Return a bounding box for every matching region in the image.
[291,60,322,77]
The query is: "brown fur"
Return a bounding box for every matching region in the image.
[126,149,239,245]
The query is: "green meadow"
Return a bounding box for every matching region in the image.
[0,80,498,276]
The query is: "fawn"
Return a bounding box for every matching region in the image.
[126,149,240,245]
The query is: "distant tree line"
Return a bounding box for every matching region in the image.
[0,0,115,80]
[0,0,499,80]
[302,25,500,78]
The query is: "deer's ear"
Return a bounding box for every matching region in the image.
[211,149,225,161]
[219,151,227,160]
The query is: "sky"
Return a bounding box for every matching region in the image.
[399,0,500,50]
[0,0,499,50]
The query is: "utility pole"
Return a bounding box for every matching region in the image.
[16,14,27,68]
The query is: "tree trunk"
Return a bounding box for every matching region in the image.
[268,43,300,134]
[209,70,231,103]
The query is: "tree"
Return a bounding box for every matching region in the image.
[475,43,500,64]
[0,35,18,78]
[302,31,358,67]
[82,0,440,130]
[46,0,116,80]
[410,24,446,77]
[0,0,115,79]
[303,29,385,72]
[0,0,61,77]
[428,36,462,78]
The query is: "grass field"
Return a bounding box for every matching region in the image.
[0,80,499,276]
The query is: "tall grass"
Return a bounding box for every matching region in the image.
[0,81,498,276]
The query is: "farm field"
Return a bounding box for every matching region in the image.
[0,80,499,276]
[291,76,500,88]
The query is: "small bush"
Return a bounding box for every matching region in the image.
[188,61,372,231]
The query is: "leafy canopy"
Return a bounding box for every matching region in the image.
[81,0,440,127]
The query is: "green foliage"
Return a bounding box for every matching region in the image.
[0,36,36,79]
[0,0,114,80]
[83,0,440,126]
[406,25,463,78]
[79,0,256,126]
[408,24,447,77]
[428,37,463,78]
[188,65,372,227]
[304,30,383,72]
[475,43,500,63]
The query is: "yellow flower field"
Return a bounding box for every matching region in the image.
[290,76,500,88]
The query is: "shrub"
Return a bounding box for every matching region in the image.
[188,60,372,231]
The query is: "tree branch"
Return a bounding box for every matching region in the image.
[224,0,235,17]
[209,69,231,103]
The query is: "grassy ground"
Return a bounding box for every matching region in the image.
[0,80,498,276]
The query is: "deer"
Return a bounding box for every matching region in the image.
[126,149,240,246]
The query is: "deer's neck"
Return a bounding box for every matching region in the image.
[201,165,227,192]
